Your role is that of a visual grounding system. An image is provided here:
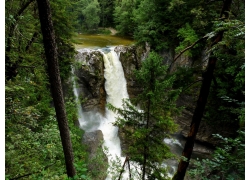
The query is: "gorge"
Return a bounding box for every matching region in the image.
[72,42,214,179]
[5,0,244,179]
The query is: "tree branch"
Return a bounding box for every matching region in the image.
[26,31,39,51]
[182,80,203,92]
[174,36,207,62]
[15,0,35,20]
[18,65,36,68]
[127,157,132,180]
[168,36,207,72]
[118,156,129,180]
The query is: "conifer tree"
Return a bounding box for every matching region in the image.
[172,1,233,179]
[36,0,76,177]
[108,52,181,179]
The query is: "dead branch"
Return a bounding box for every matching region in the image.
[174,36,207,62]
[168,36,207,72]
[118,156,129,180]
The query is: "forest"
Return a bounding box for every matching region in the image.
[5,0,245,180]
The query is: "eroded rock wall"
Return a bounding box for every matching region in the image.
[117,45,235,146]
[74,50,106,114]
[73,45,235,147]
[115,44,150,99]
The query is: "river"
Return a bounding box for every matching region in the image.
[74,34,134,49]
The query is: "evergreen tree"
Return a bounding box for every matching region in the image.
[98,0,114,27]
[113,0,137,35]
[132,0,222,50]
[5,0,36,80]
[74,0,101,31]
[108,52,181,179]
[36,0,76,177]
[172,1,233,179]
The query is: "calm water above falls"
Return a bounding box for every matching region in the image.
[74,34,135,49]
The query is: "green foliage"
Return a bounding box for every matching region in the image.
[5,0,88,179]
[70,161,89,180]
[86,143,108,179]
[5,74,65,179]
[181,13,245,180]
[131,0,220,50]
[135,52,181,116]
[73,0,101,31]
[172,66,201,90]
[5,0,76,82]
[133,0,171,50]
[175,23,199,56]
[204,19,245,127]
[50,0,77,81]
[108,52,181,179]
[188,131,245,180]
[5,73,90,179]
[113,0,136,35]
[98,0,115,27]
[82,0,101,30]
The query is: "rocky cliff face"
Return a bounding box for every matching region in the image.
[174,92,237,146]
[117,45,235,146]
[74,49,106,114]
[115,44,150,99]
[74,45,235,147]
[82,130,108,180]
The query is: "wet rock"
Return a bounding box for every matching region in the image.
[116,44,150,99]
[82,130,105,157]
[74,50,106,114]
[82,130,108,180]
[174,93,237,146]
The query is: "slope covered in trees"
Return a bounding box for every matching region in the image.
[5,0,244,179]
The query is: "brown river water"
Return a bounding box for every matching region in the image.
[73,34,135,49]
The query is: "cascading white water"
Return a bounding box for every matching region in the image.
[98,47,130,179]
[72,68,103,133]
[73,47,129,179]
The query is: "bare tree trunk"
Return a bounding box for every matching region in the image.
[36,0,76,177]
[172,1,232,179]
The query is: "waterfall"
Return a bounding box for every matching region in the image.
[99,47,130,179]
[100,48,129,151]
[73,47,129,179]
[72,69,103,133]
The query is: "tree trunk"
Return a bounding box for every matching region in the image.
[172,1,232,179]
[36,0,76,177]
